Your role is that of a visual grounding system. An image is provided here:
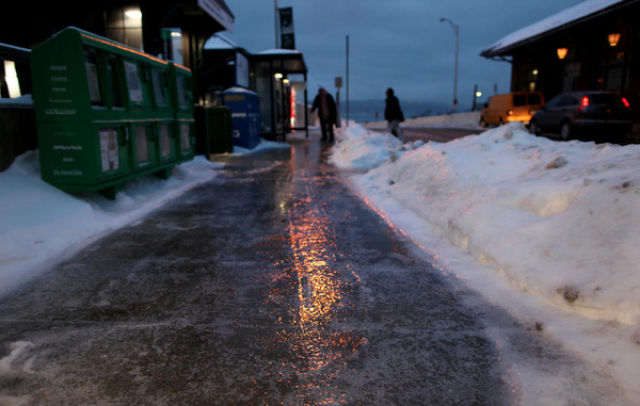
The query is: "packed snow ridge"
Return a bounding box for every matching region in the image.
[331,122,640,327]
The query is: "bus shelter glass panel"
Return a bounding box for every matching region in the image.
[272,60,284,134]
[254,61,272,132]
[289,74,307,128]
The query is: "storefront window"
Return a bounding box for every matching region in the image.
[3,60,21,98]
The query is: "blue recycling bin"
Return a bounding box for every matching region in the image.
[221,87,261,149]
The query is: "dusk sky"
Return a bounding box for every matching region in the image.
[224,0,579,110]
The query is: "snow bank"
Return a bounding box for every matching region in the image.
[331,124,402,171]
[0,151,222,298]
[331,122,640,326]
[364,111,481,131]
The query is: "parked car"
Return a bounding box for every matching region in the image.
[529,91,632,141]
[480,91,544,127]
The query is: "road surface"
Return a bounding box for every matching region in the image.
[367,125,484,143]
[402,127,484,143]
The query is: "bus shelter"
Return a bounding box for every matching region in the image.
[251,50,308,140]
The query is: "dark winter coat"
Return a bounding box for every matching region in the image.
[312,91,337,124]
[385,95,404,122]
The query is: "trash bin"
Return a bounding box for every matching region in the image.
[30,27,194,197]
[222,87,261,149]
[196,106,233,157]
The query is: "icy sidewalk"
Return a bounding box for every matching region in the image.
[0,152,223,298]
[0,140,290,298]
[330,122,640,399]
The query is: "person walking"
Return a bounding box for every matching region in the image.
[311,86,337,142]
[385,87,404,141]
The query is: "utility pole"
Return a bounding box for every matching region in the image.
[346,35,350,126]
[335,76,342,126]
[440,18,459,113]
[472,84,478,111]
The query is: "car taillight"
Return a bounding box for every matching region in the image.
[622,97,630,108]
[579,96,590,113]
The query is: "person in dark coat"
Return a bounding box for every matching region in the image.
[311,86,338,142]
[385,87,404,141]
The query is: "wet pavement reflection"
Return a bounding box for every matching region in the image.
[0,132,515,405]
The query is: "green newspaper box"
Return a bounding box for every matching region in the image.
[31,27,195,197]
[169,63,196,163]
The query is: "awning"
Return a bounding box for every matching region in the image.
[252,49,307,73]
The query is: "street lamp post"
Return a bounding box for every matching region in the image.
[440,17,459,113]
[274,0,279,48]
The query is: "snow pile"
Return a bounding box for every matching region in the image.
[0,151,222,297]
[331,124,402,171]
[331,122,640,326]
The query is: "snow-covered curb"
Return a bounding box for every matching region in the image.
[331,122,640,326]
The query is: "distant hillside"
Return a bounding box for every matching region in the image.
[338,99,450,123]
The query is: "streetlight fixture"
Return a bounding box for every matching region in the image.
[440,17,459,113]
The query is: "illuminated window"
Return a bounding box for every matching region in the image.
[4,60,21,98]
[557,48,568,60]
[105,5,144,50]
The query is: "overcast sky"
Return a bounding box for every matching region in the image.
[224,0,578,109]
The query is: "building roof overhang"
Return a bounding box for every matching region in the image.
[481,0,634,58]
[251,49,307,74]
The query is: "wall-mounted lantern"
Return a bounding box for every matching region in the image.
[608,33,621,47]
[557,47,568,60]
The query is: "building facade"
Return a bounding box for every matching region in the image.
[1,1,233,84]
[481,0,640,126]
